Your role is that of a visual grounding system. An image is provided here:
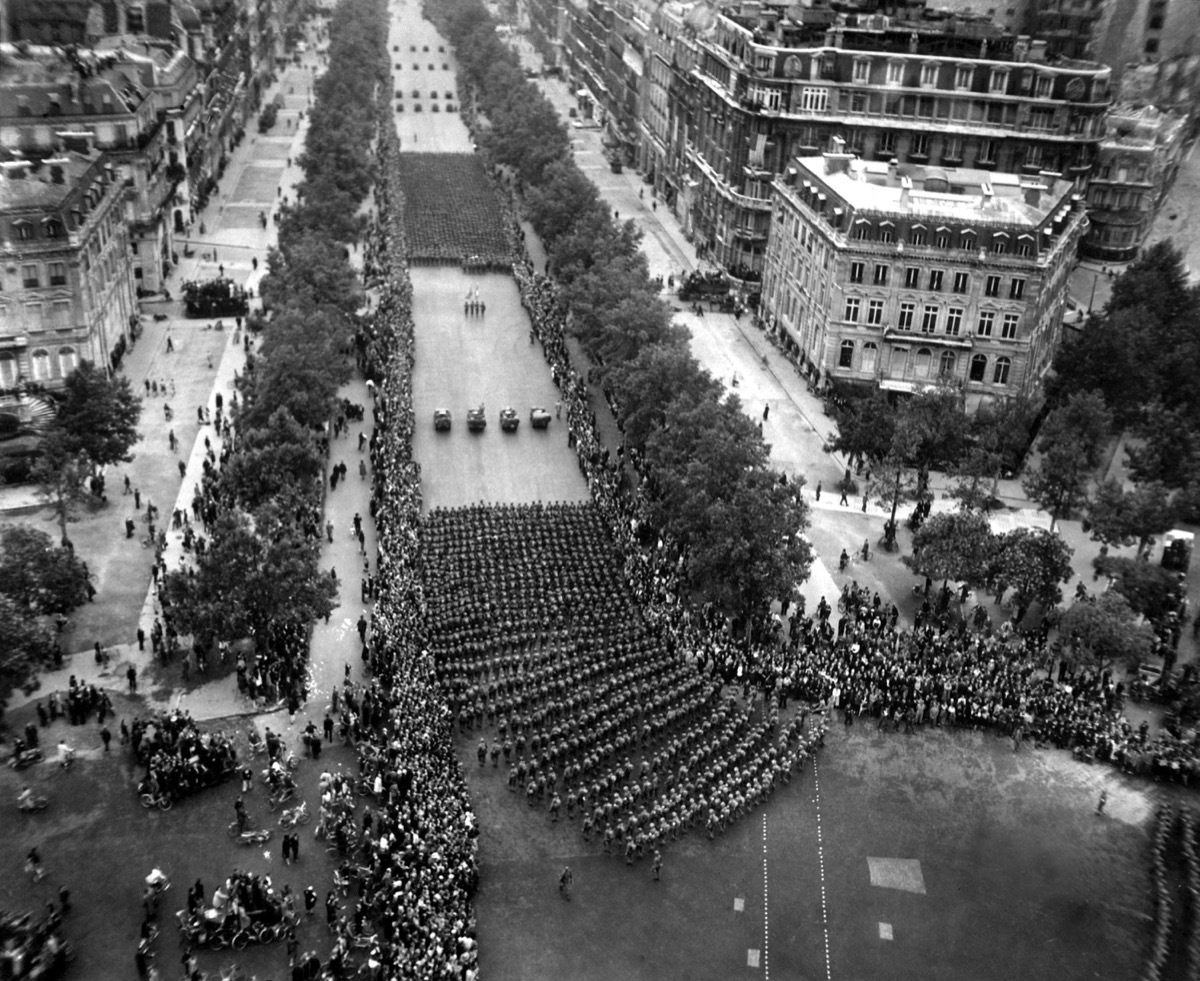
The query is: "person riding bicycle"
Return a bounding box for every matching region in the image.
[838,549,849,573]
[57,741,76,766]
[17,786,36,811]
[146,868,169,894]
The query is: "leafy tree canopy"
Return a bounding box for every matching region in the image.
[906,511,997,585]
[1057,591,1155,671]
[0,524,89,615]
[995,527,1074,621]
[52,360,142,475]
[1087,479,1176,556]
[0,594,54,722]
[161,506,337,646]
[1096,556,1185,625]
[607,340,719,453]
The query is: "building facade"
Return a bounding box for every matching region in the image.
[760,151,1086,409]
[1082,103,1185,261]
[0,42,199,292]
[0,148,137,392]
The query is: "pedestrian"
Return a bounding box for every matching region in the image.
[323,712,334,742]
[838,485,849,506]
[136,626,145,651]
[652,850,662,881]
[326,520,333,543]
[100,725,112,752]
[290,832,300,864]
[815,481,821,501]
[241,765,253,794]
[325,890,338,929]
[862,493,868,512]
[558,866,572,900]
[127,664,138,692]
[861,539,870,562]
[134,488,141,510]
[555,401,562,419]
[304,886,317,915]
[1096,789,1107,815]
[58,886,70,915]
[26,847,45,882]
[178,460,186,478]
[762,404,769,422]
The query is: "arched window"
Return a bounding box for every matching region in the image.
[0,351,17,389]
[861,342,878,373]
[915,347,932,378]
[993,356,1011,385]
[838,339,855,368]
[969,354,987,382]
[58,346,77,378]
[30,348,50,381]
[939,350,956,378]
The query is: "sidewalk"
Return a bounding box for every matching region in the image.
[5,50,331,720]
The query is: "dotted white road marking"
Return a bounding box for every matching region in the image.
[747,949,761,968]
[734,897,745,912]
[813,750,832,981]
[762,812,770,979]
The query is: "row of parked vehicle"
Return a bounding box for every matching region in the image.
[434,406,552,433]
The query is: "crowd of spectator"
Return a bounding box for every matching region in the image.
[129,711,238,802]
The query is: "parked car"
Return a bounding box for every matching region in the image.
[467,406,486,432]
[500,407,519,432]
[433,409,451,431]
[530,407,551,430]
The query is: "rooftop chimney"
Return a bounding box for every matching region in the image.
[900,175,912,207]
[823,137,853,176]
[887,157,898,180]
[979,182,994,210]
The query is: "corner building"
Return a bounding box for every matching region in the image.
[671,7,1110,279]
[761,151,1086,410]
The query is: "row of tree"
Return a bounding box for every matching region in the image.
[433,1,812,617]
[158,0,388,649]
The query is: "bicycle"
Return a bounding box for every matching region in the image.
[278,801,310,828]
[140,791,174,811]
[267,786,297,811]
[226,816,256,838]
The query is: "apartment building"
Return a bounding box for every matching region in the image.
[760,151,1086,408]
[674,7,1110,278]
[0,148,137,392]
[1082,103,1185,261]
[0,42,201,292]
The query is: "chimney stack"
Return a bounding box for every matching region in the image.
[979,182,994,210]
[823,137,853,175]
[900,175,912,207]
